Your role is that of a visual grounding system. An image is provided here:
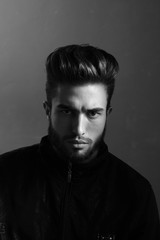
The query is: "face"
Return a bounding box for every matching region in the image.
[44,83,109,163]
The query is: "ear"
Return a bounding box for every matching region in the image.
[43,101,51,118]
[106,106,112,116]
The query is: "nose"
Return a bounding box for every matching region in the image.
[72,113,86,136]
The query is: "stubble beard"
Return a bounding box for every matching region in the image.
[48,120,106,163]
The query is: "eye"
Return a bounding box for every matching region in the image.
[87,110,100,119]
[61,109,72,115]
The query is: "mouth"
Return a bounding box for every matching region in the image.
[67,139,88,149]
[67,139,88,144]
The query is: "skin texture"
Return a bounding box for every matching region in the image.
[44,83,110,163]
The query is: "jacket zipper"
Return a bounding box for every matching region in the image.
[61,160,72,240]
[67,161,72,183]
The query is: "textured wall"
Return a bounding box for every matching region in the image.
[0,0,160,212]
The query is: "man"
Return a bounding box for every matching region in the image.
[0,44,159,240]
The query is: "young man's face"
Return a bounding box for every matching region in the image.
[44,83,109,163]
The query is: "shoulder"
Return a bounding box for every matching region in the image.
[105,152,153,199]
[0,144,40,175]
[110,152,150,183]
[99,151,159,222]
[0,143,39,160]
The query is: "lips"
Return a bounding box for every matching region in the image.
[67,139,88,144]
[66,139,89,150]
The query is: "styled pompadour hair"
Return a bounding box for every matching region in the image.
[45,44,119,109]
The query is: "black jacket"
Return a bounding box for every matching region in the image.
[0,136,159,240]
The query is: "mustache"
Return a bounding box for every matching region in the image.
[64,135,92,144]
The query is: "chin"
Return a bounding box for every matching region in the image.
[67,147,96,163]
[67,149,88,160]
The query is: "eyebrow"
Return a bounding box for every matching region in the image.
[57,104,104,112]
[88,108,104,111]
[57,104,75,110]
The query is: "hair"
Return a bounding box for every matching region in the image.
[45,44,119,109]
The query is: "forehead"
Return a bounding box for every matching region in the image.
[51,83,108,109]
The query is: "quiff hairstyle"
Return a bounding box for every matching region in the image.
[45,44,119,109]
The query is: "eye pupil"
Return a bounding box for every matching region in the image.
[61,109,71,114]
[88,110,97,118]
[65,110,71,114]
[90,111,96,116]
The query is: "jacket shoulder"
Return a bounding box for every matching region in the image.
[0,143,39,158]
[107,152,153,194]
[109,152,148,178]
[0,144,40,176]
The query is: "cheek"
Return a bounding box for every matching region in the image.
[50,114,71,134]
[87,118,106,138]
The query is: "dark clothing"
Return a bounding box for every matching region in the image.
[0,136,159,240]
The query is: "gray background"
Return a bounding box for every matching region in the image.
[0,0,160,213]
